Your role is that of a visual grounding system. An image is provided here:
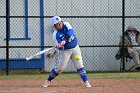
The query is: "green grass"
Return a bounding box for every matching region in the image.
[0,72,140,80]
[88,72,140,79]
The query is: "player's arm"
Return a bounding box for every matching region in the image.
[56,41,66,48]
[64,22,75,41]
[56,37,66,49]
[53,33,66,49]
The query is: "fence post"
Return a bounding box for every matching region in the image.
[6,0,10,76]
[122,0,125,72]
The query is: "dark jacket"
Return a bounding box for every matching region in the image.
[115,29,140,60]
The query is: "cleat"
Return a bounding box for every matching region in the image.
[43,80,51,87]
[84,81,91,88]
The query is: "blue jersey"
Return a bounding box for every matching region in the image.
[53,22,78,50]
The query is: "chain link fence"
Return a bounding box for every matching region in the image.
[0,0,140,75]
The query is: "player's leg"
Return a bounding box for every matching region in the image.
[47,50,71,81]
[43,53,60,87]
[55,50,72,73]
[43,68,58,87]
[43,50,72,87]
[71,45,91,87]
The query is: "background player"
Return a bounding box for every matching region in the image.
[43,16,91,88]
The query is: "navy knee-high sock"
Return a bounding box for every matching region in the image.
[48,69,59,81]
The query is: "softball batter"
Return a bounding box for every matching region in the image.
[43,16,91,88]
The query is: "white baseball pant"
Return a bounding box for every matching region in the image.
[54,45,84,74]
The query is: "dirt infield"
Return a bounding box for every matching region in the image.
[0,79,140,93]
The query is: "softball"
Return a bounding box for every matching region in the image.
[74,55,81,60]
